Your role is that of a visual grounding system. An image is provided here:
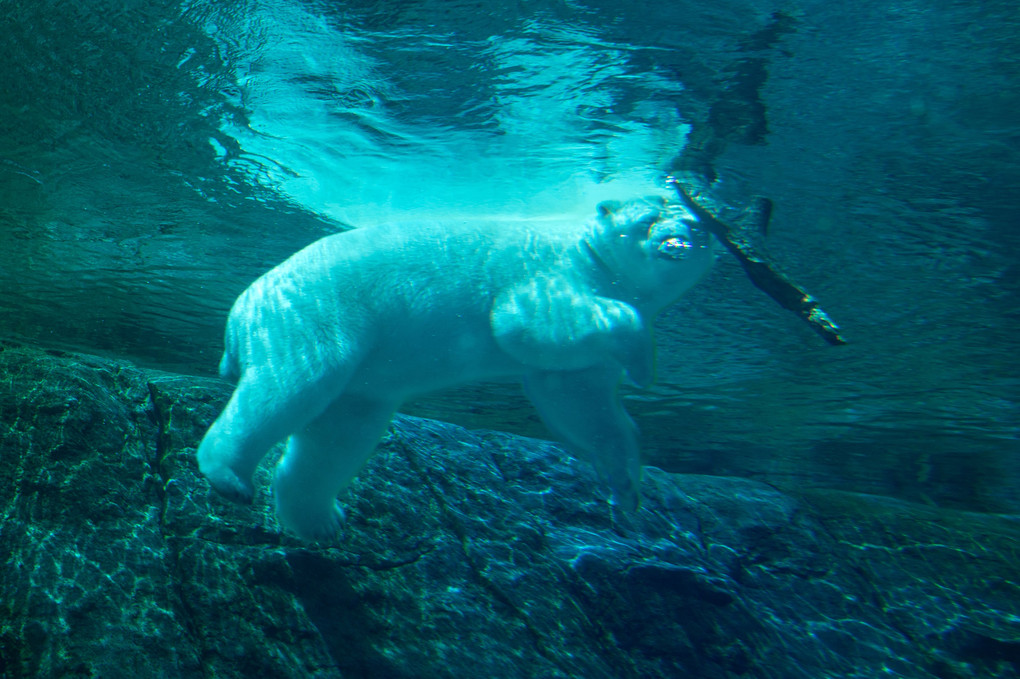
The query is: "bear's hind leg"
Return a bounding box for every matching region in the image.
[272,394,397,542]
[197,371,345,505]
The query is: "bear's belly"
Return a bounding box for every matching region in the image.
[344,321,524,400]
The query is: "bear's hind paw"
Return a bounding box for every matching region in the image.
[202,465,256,505]
[277,499,346,543]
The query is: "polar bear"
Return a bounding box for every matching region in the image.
[197,195,715,540]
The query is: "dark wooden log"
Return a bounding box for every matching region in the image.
[667,175,846,346]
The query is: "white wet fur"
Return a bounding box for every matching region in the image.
[197,195,715,541]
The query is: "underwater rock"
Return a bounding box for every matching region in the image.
[0,340,1017,678]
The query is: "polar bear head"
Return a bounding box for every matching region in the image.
[584,195,715,312]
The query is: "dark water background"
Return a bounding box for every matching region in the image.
[2,0,1018,512]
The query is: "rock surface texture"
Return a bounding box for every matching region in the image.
[0,341,1017,678]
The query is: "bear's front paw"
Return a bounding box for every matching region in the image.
[610,482,641,513]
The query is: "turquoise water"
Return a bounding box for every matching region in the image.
[1,0,1018,511]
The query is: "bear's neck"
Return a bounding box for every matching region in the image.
[576,238,660,317]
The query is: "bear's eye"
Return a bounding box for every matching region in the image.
[657,236,693,259]
[635,215,658,233]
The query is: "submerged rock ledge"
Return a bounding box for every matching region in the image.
[0,341,1017,678]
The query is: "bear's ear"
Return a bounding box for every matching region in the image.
[596,200,621,219]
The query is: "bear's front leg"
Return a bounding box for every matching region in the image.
[272,394,398,542]
[523,364,643,511]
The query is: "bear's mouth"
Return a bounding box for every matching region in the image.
[656,236,695,259]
